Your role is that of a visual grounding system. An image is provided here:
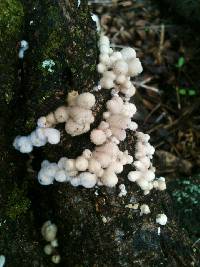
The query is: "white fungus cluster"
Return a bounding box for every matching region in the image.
[97,35,142,98]
[37,91,95,137]
[38,140,133,187]
[13,127,60,153]
[38,89,136,187]
[41,221,61,264]
[14,32,168,227]
[13,92,95,153]
[90,95,138,145]
[128,132,166,195]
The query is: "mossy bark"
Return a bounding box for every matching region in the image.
[0,0,198,266]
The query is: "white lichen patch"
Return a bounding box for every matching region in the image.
[18,40,29,59]
[0,255,5,267]
[42,59,55,73]
[77,0,81,7]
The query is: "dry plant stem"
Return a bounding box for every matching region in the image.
[192,238,200,247]
[147,123,164,134]
[175,86,181,110]
[133,77,160,93]
[155,112,166,123]
[157,24,165,64]
[112,26,124,41]
[88,0,113,5]
[143,103,161,124]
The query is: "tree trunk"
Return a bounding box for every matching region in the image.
[0,1,198,266]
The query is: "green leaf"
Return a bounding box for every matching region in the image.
[176,57,185,68]
[178,88,187,95]
[188,89,196,96]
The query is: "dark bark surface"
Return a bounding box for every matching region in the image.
[0,1,199,266]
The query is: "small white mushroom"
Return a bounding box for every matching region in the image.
[44,244,53,255]
[51,255,61,264]
[79,172,97,188]
[43,128,60,144]
[156,214,168,225]
[140,204,150,215]
[75,156,88,171]
[54,106,69,123]
[90,129,107,145]
[101,170,118,187]
[76,92,96,109]
[41,221,57,242]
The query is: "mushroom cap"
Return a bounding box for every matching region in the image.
[65,119,90,136]
[30,131,47,147]
[69,107,94,124]
[55,169,67,182]
[100,77,114,89]
[54,106,69,123]
[76,92,96,109]
[92,151,112,169]
[88,158,102,174]
[101,170,118,187]
[90,129,107,145]
[128,171,141,182]
[121,47,136,60]
[44,128,60,144]
[46,112,57,125]
[113,59,128,75]
[79,172,97,188]
[38,168,55,185]
[75,156,88,171]
[128,58,143,76]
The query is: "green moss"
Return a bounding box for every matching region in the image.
[0,0,24,106]
[6,186,31,220]
[4,90,14,104]
[90,64,96,72]
[39,6,65,61]
[0,0,24,40]
[25,117,35,131]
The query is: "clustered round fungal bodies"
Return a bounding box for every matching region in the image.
[98,35,142,99]
[38,137,133,187]
[41,221,61,264]
[127,132,166,195]
[13,91,95,153]
[13,33,168,225]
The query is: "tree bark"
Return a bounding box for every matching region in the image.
[0,1,198,266]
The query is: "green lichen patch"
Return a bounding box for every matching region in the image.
[0,0,24,41]
[6,186,31,220]
[169,174,200,240]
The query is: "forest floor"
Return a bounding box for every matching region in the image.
[91,0,200,245]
